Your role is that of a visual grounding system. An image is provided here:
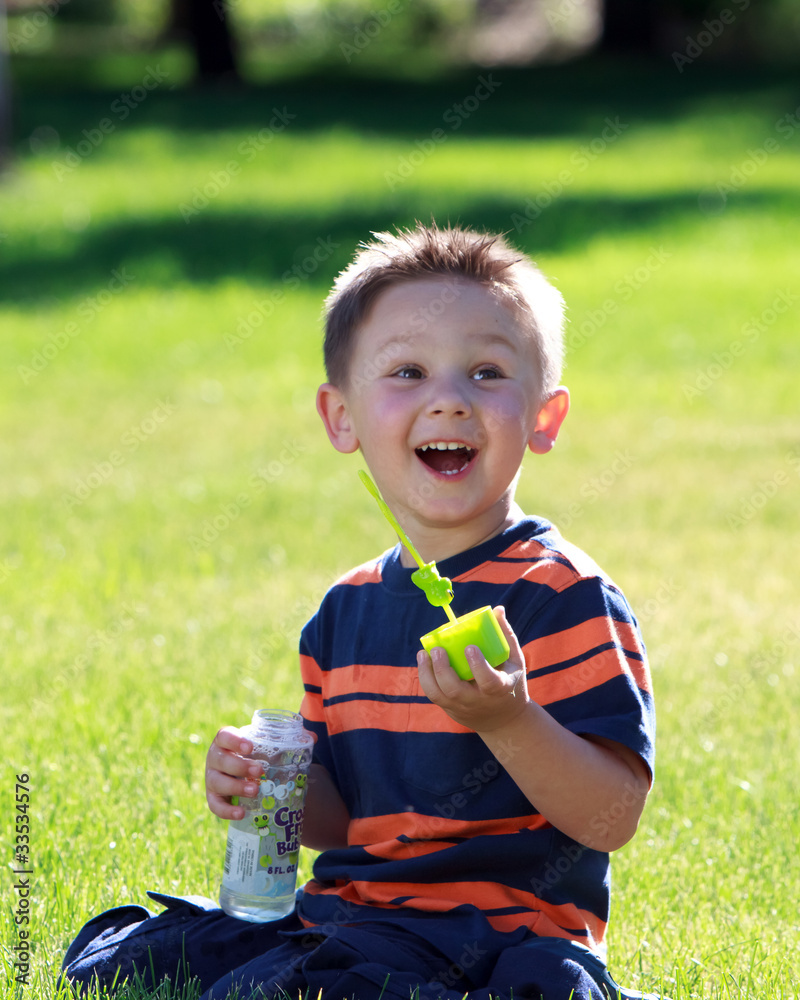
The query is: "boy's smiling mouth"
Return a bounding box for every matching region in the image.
[415,441,477,476]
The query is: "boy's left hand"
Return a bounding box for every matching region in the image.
[416,606,529,734]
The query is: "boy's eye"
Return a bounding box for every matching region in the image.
[394,365,424,379]
[472,366,502,380]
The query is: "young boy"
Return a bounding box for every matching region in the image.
[63,224,656,1000]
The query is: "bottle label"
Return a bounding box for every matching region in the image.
[222,770,307,896]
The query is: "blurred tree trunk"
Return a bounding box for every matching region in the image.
[600,0,660,53]
[0,0,11,171]
[171,0,240,84]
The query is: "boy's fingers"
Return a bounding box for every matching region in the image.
[214,726,253,756]
[205,724,262,822]
[420,645,501,696]
[465,645,505,691]
[208,726,262,783]
[493,606,525,670]
[416,648,439,700]
[207,792,246,822]
[206,768,259,821]
[465,642,527,705]
[428,647,473,699]
[208,743,261,779]
[417,648,457,701]
[206,769,258,801]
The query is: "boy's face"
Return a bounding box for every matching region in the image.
[317,277,568,558]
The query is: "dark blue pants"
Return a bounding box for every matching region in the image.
[62,891,657,1000]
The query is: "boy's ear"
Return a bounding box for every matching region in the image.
[528,387,570,455]
[316,383,360,454]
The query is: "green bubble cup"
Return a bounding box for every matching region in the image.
[420,606,510,681]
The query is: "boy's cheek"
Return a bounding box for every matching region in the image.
[475,397,528,446]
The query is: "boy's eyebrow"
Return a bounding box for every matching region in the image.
[476,331,526,349]
[375,330,524,356]
[374,332,419,354]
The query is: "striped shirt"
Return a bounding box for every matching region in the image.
[297,516,655,954]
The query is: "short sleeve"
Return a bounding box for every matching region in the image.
[298,612,337,781]
[515,575,655,779]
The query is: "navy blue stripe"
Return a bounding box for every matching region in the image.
[324,691,428,707]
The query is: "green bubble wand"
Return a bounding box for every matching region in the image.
[358,469,509,680]
[358,469,457,622]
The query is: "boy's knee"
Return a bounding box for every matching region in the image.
[62,937,167,996]
[61,903,157,994]
[61,952,134,996]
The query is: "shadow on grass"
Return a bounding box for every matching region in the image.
[1,187,797,307]
[3,58,799,306]
[10,57,800,147]
[167,60,797,144]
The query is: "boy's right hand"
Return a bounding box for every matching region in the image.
[205,727,263,821]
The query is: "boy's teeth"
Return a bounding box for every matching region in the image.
[416,441,476,474]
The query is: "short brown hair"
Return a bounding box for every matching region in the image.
[323,222,565,397]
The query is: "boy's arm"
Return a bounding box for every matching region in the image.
[417,607,651,853]
[476,700,650,852]
[301,763,350,851]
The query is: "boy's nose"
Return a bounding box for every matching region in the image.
[426,375,472,417]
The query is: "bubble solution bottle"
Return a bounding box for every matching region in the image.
[219,709,314,922]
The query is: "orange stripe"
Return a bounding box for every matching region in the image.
[307,629,648,734]
[526,615,618,669]
[301,879,605,946]
[610,619,651,693]
[485,906,606,948]
[325,697,406,735]
[321,664,472,735]
[349,811,549,848]
[522,617,650,705]
[325,697,471,735]
[354,879,535,916]
[299,691,325,724]
[454,552,578,590]
[529,614,643,672]
[299,653,325,724]
[325,662,416,701]
[334,561,383,586]
[529,645,630,705]
[454,533,611,589]
[300,653,324,688]
[362,838,447,862]
[302,879,397,913]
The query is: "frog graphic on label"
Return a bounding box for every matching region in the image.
[253,813,272,837]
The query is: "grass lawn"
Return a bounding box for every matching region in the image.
[2,52,799,999]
